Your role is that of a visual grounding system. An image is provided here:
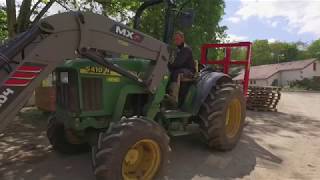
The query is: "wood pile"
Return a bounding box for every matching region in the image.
[246,86,282,112]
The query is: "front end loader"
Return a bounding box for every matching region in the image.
[0,0,251,179]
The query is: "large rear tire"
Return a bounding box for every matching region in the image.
[47,116,89,154]
[198,83,246,151]
[92,117,170,180]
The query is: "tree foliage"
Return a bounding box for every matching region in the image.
[290,77,320,91]
[308,39,320,59]
[2,0,226,60]
[97,0,141,21]
[97,0,226,59]
[269,42,299,62]
[249,39,320,66]
[4,0,59,38]
[0,7,8,41]
[1,0,319,64]
[252,40,273,65]
[182,0,226,58]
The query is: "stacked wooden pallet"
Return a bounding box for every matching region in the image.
[246,86,282,112]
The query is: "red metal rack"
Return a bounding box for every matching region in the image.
[200,42,252,95]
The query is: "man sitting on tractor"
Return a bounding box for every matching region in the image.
[167,31,196,103]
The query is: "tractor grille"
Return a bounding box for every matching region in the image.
[81,77,103,111]
[56,70,80,112]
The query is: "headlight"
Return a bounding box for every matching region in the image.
[60,72,69,84]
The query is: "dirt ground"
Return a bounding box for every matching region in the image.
[0,92,320,180]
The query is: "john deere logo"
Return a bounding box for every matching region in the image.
[113,25,144,43]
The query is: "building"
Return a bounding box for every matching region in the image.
[234,59,320,87]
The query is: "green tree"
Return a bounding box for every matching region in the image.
[4,0,100,39]
[0,7,8,40]
[98,0,226,59]
[59,0,105,13]
[250,40,311,66]
[96,0,140,21]
[308,39,320,59]
[269,42,299,62]
[101,0,226,59]
[252,40,273,65]
[5,0,59,38]
[2,0,226,60]
[183,0,226,59]
[231,47,247,60]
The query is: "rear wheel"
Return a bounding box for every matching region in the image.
[92,117,170,180]
[198,83,246,151]
[47,116,89,154]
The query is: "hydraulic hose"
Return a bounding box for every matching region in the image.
[0,26,42,72]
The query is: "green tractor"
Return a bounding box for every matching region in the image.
[50,58,247,180]
[45,2,249,180]
[0,1,245,180]
[0,0,252,179]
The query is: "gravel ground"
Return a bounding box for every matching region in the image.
[0,92,320,180]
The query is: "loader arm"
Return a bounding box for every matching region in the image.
[0,12,170,131]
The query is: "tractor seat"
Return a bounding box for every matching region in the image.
[180,77,195,82]
[179,73,195,82]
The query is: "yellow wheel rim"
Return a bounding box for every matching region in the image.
[122,139,161,180]
[225,98,242,138]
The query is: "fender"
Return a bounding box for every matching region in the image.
[191,69,232,115]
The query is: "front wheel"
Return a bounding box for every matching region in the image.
[92,117,170,180]
[198,83,246,151]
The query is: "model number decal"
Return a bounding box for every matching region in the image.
[80,66,121,76]
[80,66,139,78]
[0,88,14,108]
[114,25,144,43]
[85,66,105,74]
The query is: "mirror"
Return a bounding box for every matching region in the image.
[178,9,195,28]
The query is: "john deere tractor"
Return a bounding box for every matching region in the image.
[0,0,249,179]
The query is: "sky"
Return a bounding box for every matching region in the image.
[1,0,319,43]
[222,0,320,43]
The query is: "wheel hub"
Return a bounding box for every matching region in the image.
[122,139,161,180]
[125,149,139,165]
[225,98,242,138]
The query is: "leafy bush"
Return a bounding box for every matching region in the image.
[290,77,320,91]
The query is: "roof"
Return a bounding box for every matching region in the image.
[234,59,317,80]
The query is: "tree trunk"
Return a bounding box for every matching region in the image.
[17,0,32,33]
[6,0,57,36]
[6,0,17,38]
